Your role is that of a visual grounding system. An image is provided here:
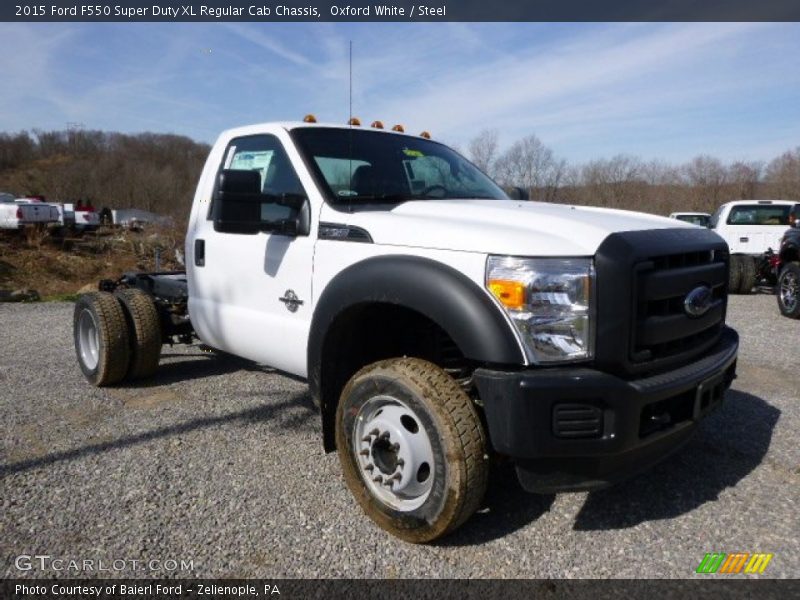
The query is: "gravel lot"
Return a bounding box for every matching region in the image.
[1,295,797,579]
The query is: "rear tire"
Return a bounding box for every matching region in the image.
[738,256,757,294]
[73,292,131,386]
[115,288,162,380]
[336,357,489,543]
[777,262,800,319]
[728,255,742,294]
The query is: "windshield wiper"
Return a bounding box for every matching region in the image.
[339,193,417,203]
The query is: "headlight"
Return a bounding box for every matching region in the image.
[486,256,595,363]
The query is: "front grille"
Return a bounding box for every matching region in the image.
[632,248,728,366]
[594,228,730,377]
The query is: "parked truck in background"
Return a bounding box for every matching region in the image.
[0,195,60,230]
[776,221,800,318]
[72,118,739,542]
[669,212,711,228]
[711,199,800,293]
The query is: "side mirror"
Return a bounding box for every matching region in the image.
[212,169,310,236]
[212,169,263,234]
[507,186,529,201]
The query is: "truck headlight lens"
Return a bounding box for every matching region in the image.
[487,256,595,363]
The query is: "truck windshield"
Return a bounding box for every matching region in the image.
[291,127,508,204]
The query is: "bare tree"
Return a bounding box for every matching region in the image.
[467,129,499,176]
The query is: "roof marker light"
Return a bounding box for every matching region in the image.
[348,117,361,126]
[419,131,431,139]
[371,121,384,129]
[303,114,317,123]
[392,124,405,132]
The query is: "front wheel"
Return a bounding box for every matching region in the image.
[777,262,800,318]
[336,358,489,543]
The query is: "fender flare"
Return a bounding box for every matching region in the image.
[308,255,526,450]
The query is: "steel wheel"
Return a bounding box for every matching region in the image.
[77,309,100,370]
[353,395,435,512]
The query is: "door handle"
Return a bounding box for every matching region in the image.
[195,239,205,266]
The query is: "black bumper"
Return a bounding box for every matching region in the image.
[473,326,739,493]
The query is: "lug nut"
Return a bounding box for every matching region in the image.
[364,463,374,472]
[379,431,390,440]
[397,458,405,468]
[391,443,400,452]
[359,449,369,456]
[361,435,372,442]
[373,475,383,483]
[369,429,379,436]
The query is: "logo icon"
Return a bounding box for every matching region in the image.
[684,285,713,318]
[696,552,773,574]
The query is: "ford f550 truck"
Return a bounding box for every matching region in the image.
[73,118,739,542]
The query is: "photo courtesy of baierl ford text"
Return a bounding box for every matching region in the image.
[0,0,798,598]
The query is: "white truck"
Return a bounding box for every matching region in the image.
[72,119,739,542]
[669,212,711,228]
[0,195,60,229]
[710,199,800,293]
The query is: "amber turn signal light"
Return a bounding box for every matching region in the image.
[488,280,526,310]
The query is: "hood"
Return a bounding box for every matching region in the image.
[331,199,693,256]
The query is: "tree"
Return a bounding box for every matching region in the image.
[467,129,499,176]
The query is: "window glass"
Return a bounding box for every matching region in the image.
[212,134,305,225]
[292,127,507,204]
[726,205,793,226]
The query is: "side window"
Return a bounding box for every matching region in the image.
[211,134,306,225]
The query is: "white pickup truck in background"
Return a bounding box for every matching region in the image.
[711,199,800,293]
[0,195,60,230]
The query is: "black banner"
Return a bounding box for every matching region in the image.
[3,0,800,22]
[2,579,799,600]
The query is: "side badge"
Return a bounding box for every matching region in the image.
[279,290,304,313]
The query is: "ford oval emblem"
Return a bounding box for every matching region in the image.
[684,286,713,318]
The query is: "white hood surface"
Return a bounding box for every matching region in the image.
[339,200,693,256]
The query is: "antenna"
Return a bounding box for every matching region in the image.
[349,40,353,125]
[348,40,353,212]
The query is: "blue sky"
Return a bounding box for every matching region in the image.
[1,22,799,164]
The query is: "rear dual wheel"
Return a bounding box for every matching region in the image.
[73,289,161,386]
[336,358,489,543]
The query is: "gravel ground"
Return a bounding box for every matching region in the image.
[1,295,797,579]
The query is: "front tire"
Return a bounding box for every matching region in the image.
[336,358,488,543]
[777,262,800,318]
[73,292,131,386]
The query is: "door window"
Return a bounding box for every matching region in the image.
[211,134,306,225]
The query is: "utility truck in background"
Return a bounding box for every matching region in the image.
[669,212,711,228]
[73,117,739,542]
[710,199,800,293]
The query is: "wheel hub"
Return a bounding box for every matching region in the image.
[78,309,100,370]
[780,272,798,310]
[353,396,435,511]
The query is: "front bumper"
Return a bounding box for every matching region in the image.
[473,326,739,493]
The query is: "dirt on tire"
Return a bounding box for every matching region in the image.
[335,357,489,543]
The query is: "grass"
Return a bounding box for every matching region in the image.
[42,293,80,302]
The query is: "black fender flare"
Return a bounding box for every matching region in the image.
[308,255,526,450]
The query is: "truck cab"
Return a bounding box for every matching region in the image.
[74,119,739,542]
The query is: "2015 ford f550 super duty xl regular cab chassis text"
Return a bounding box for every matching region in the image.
[72,119,739,542]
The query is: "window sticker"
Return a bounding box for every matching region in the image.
[403,148,424,157]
